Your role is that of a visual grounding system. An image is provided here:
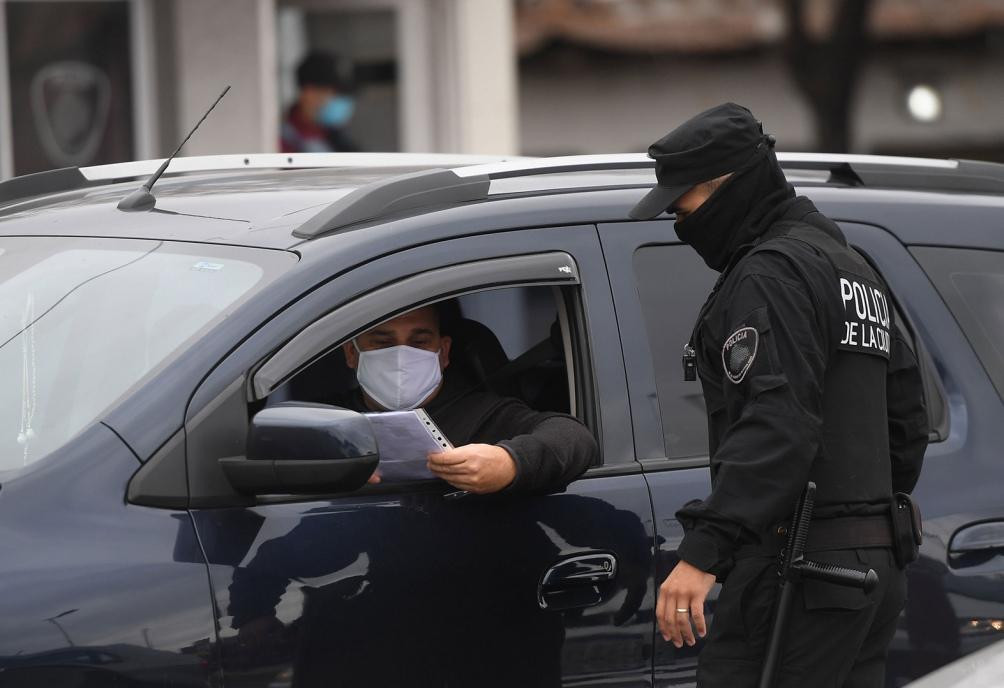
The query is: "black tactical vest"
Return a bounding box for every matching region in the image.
[749,215,894,509]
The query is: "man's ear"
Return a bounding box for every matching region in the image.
[343,341,359,369]
[439,336,452,370]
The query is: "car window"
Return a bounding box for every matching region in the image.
[274,285,577,419]
[911,246,1004,401]
[0,236,295,471]
[456,287,559,359]
[260,284,591,489]
[632,244,718,459]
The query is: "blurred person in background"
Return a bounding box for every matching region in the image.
[281,50,360,153]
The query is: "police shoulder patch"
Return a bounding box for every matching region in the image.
[722,326,758,384]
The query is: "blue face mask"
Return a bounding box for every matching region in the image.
[317,95,355,128]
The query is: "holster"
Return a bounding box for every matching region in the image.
[889,493,923,568]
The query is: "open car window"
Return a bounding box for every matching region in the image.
[269,285,578,419]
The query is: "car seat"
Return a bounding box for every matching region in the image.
[488,319,570,414]
[443,317,510,393]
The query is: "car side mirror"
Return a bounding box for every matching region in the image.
[220,402,378,496]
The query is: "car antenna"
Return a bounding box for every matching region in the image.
[118,85,231,212]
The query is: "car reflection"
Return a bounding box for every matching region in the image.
[202,491,652,688]
[887,512,1004,685]
[0,641,209,687]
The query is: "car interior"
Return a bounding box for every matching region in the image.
[268,285,577,419]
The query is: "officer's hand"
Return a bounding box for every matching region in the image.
[657,560,716,648]
[427,444,516,494]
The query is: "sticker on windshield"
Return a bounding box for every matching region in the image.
[192,261,224,272]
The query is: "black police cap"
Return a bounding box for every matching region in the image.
[297,51,355,92]
[630,102,771,220]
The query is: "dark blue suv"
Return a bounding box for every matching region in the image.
[0,152,1002,687]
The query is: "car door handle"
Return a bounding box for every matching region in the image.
[949,521,1004,568]
[538,553,617,610]
[950,521,1004,554]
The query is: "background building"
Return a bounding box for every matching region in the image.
[517,0,1004,158]
[0,0,518,178]
[1,0,1002,179]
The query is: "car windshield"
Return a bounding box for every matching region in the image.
[0,237,296,471]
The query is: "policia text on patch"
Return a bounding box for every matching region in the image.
[839,274,891,357]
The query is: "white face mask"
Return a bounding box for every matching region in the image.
[354,342,443,410]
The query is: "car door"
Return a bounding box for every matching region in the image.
[184,224,657,688]
[598,220,720,686]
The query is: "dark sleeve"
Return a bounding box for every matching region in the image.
[469,397,598,495]
[887,326,929,494]
[676,257,829,577]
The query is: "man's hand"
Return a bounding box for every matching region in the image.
[427,444,517,494]
[657,559,716,648]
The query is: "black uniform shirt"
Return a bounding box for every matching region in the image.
[676,197,928,577]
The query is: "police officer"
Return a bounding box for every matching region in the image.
[630,103,929,687]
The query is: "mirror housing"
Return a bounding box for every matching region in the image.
[220,403,378,496]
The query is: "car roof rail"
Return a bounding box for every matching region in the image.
[293,169,492,238]
[455,152,992,191]
[4,152,1002,223]
[0,153,526,209]
[79,152,526,183]
[291,154,657,238]
[293,152,1004,239]
[777,154,1004,194]
[450,152,965,181]
[0,167,93,205]
[857,158,1004,194]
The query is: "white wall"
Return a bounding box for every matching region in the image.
[173,0,279,155]
[430,0,519,155]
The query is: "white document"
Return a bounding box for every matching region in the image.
[363,408,453,482]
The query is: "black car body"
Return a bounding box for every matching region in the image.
[0,152,1002,687]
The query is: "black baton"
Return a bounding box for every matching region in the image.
[758,482,879,688]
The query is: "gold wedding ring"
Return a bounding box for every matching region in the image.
[676,608,690,613]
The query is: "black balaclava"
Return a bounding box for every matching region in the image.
[673,145,795,272]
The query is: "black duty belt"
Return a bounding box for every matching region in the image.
[737,513,893,559]
[801,514,894,552]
